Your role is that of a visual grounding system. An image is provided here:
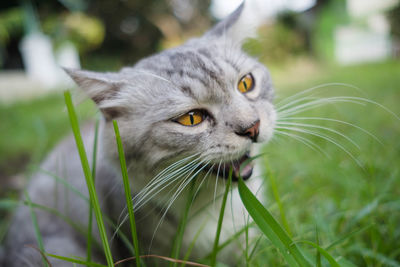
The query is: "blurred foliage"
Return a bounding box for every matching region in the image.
[43,12,105,53]
[0,0,212,70]
[312,0,349,62]
[0,8,24,67]
[387,3,400,39]
[244,22,306,65]
[0,8,24,45]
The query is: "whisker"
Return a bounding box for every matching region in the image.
[276,121,360,150]
[149,161,210,251]
[213,160,222,207]
[277,116,383,145]
[275,125,363,167]
[133,69,175,84]
[113,155,202,239]
[134,158,202,211]
[274,129,329,157]
[278,97,366,117]
[134,153,201,202]
[276,96,320,112]
[118,154,199,218]
[192,163,215,203]
[275,83,361,107]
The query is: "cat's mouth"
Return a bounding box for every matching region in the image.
[208,152,253,181]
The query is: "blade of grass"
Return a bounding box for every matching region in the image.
[204,221,255,260]
[114,255,209,267]
[350,246,400,267]
[210,168,232,267]
[46,253,107,267]
[0,199,18,210]
[170,180,196,267]
[315,226,321,267]
[245,225,249,267]
[113,120,140,267]
[88,117,100,262]
[2,198,101,248]
[248,235,263,263]
[238,177,311,267]
[64,91,114,267]
[24,191,49,267]
[38,168,89,201]
[181,218,209,267]
[325,224,374,251]
[293,240,340,267]
[31,169,136,256]
[264,159,292,236]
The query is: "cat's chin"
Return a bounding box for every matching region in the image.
[207,152,253,181]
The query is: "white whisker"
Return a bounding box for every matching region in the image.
[276,83,360,107]
[276,121,360,149]
[278,97,366,117]
[275,125,363,167]
[277,116,383,145]
[213,160,222,208]
[274,129,329,157]
[149,161,211,251]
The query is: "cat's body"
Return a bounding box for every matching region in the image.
[2,3,276,266]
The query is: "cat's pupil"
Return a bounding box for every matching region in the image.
[189,112,194,125]
[243,81,248,90]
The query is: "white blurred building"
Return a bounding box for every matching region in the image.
[335,0,399,65]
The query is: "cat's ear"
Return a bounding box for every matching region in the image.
[64,68,126,121]
[205,1,260,44]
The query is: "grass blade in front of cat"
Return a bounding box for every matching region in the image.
[88,117,100,262]
[45,253,107,267]
[237,177,311,267]
[113,120,141,267]
[170,180,195,266]
[210,168,232,267]
[64,91,114,267]
[24,191,49,267]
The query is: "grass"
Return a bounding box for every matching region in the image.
[113,120,141,267]
[210,168,232,267]
[65,91,114,266]
[0,59,399,266]
[258,60,400,266]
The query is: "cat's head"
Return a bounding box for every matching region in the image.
[66,2,276,181]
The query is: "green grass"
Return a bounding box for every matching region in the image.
[0,60,399,266]
[258,60,400,266]
[210,168,232,267]
[65,91,114,266]
[113,120,141,267]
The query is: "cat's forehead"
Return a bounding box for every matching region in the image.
[128,40,258,104]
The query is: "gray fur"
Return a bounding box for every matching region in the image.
[3,2,276,266]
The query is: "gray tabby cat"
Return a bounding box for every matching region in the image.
[2,3,276,266]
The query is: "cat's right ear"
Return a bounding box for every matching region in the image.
[205,1,261,44]
[64,68,126,121]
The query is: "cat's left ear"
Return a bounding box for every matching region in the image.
[205,1,262,44]
[64,68,127,121]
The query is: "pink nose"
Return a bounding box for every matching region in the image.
[236,120,260,142]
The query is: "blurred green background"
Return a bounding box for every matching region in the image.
[0,0,399,266]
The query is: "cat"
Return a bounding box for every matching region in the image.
[2,2,276,266]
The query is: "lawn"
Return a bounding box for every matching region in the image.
[0,60,399,266]
[257,60,400,266]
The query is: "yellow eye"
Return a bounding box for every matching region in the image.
[175,110,204,126]
[238,73,255,93]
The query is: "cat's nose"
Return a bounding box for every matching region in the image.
[235,120,260,142]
